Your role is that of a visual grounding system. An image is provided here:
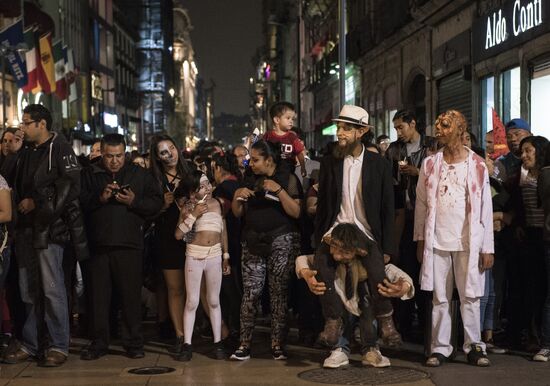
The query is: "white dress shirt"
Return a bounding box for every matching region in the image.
[325,145,374,241]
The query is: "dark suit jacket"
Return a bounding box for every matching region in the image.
[314,149,396,256]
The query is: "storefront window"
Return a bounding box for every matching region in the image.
[499,67,520,124]
[388,109,397,142]
[531,66,550,137]
[481,76,495,134]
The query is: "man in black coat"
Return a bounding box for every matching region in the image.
[313,105,400,349]
[4,104,88,367]
[79,134,163,360]
[385,109,437,339]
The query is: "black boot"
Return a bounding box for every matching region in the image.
[176,343,192,361]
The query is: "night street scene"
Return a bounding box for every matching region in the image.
[1,0,550,385]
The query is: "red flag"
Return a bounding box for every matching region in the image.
[491,108,509,160]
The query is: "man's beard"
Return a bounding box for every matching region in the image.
[333,139,360,159]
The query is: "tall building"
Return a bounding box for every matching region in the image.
[172,2,198,149]
[114,0,141,149]
[88,0,116,140]
[135,0,175,150]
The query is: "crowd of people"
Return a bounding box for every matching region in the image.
[0,101,547,370]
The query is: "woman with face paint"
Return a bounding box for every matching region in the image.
[149,134,193,354]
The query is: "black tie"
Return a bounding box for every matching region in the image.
[345,263,354,300]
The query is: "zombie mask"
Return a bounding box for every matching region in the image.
[434,110,467,149]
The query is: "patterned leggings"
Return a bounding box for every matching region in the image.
[239,232,300,344]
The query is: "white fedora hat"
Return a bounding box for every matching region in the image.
[332,105,373,128]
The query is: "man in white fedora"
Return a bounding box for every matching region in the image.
[311,105,401,367]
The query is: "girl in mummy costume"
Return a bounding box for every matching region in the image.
[174,171,230,361]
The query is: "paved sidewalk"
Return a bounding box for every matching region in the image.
[1,330,550,385]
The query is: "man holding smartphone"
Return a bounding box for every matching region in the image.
[79,134,163,360]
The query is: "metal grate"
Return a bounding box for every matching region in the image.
[298,365,430,385]
[127,366,176,375]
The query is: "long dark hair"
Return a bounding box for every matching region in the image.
[251,140,281,166]
[246,140,289,190]
[149,134,192,188]
[174,170,204,200]
[331,223,374,253]
[212,152,240,180]
[520,136,549,173]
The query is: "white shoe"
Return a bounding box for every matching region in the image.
[534,348,550,362]
[323,348,349,369]
[362,347,391,368]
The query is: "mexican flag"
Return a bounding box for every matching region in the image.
[64,46,78,103]
[22,27,37,93]
[53,40,67,100]
[38,32,56,93]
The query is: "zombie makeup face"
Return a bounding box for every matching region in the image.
[434,110,466,149]
[333,122,365,159]
[157,140,179,168]
[194,174,212,201]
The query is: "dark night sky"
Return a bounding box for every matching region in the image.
[184,0,263,116]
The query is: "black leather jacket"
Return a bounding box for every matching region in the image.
[15,132,89,260]
[385,134,437,210]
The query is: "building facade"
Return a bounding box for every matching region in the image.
[263,0,550,150]
[172,3,198,149]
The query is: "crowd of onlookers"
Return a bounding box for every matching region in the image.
[0,101,549,369]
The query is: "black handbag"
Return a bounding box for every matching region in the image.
[243,229,273,256]
[243,224,293,256]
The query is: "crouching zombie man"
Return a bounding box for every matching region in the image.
[298,223,414,369]
[313,105,402,348]
[415,110,494,367]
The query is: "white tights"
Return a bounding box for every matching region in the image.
[183,254,222,344]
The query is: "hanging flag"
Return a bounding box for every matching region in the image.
[38,32,56,93]
[22,27,37,93]
[491,108,509,160]
[32,29,42,94]
[52,40,67,100]
[0,18,28,89]
[64,46,78,103]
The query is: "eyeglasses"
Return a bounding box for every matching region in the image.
[20,120,38,127]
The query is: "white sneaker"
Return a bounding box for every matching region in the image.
[534,348,550,362]
[323,348,349,369]
[362,347,391,368]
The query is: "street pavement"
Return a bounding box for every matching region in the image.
[1,324,550,385]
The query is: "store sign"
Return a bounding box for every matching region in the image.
[473,0,550,63]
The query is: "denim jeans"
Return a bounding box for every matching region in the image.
[334,281,378,356]
[480,269,495,331]
[17,233,69,356]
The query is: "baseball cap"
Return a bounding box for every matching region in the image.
[505,118,530,132]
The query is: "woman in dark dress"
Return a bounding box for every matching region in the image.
[149,134,192,354]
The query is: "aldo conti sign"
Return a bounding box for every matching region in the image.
[473,0,550,62]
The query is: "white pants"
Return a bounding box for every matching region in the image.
[183,255,222,345]
[431,249,485,356]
